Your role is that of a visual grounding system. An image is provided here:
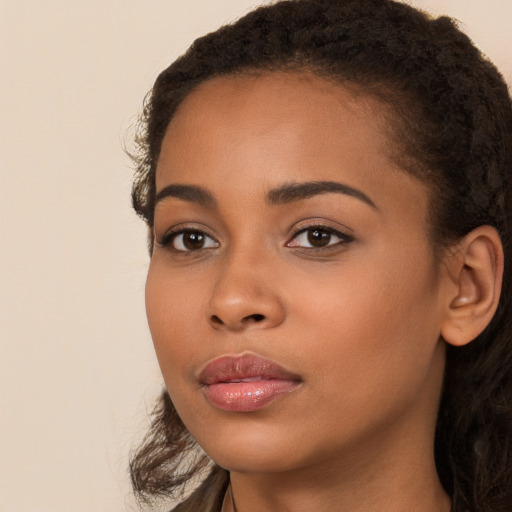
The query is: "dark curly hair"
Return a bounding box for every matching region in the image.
[130,1,512,510]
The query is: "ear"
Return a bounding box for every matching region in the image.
[441,226,504,347]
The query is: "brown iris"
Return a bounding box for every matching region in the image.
[307,229,331,247]
[182,231,206,250]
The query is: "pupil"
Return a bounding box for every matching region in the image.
[307,229,330,247]
[184,232,204,250]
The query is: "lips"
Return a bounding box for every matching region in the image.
[198,354,302,412]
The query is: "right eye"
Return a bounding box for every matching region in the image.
[161,229,219,252]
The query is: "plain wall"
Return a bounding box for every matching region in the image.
[1,1,510,511]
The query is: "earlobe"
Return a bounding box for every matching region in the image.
[441,226,504,347]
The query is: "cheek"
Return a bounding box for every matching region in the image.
[288,248,442,403]
[145,263,203,382]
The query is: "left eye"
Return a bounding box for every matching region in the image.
[287,227,352,248]
[170,230,219,252]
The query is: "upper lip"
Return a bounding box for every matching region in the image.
[198,353,302,385]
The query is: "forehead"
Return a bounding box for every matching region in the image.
[165,72,391,145]
[158,72,397,182]
[171,71,382,125]
[156,71,429,226]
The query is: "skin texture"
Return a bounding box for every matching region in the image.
[146,72,458,511]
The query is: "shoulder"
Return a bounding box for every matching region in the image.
[170,467,229,512]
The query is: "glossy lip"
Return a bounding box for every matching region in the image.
[199,354,302,412]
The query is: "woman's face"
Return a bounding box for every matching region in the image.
[146,72,450,474]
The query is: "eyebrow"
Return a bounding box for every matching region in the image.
[155,184,217,208]
[266,181,377,209]
[154,180,377,210]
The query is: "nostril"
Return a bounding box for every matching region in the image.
[245,313,265,323]
[209,313,266,328]
[211,315,224,325]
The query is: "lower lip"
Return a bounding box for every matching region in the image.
[202,379,300,412]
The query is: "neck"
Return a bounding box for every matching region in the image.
[225,450,450,512]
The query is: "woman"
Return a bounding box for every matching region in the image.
[130,0,512,510]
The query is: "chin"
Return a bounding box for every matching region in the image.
[189,418,310,474]
[211,447,304,475]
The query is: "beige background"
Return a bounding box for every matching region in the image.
[1,1,510,511]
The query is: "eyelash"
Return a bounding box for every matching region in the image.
[157,225,354,253]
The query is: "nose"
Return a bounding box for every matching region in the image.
[207,251,286,332]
